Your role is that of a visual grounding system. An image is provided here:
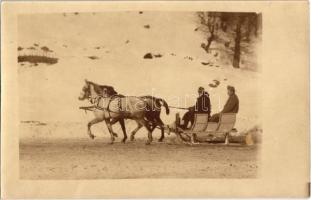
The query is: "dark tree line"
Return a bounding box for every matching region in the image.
[197,12,262,68]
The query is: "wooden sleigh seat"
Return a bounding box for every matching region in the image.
[176,113,237,144]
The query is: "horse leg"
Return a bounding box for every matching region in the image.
[146,123,153,145]
[87,118,104,139]
[149,122,162,142]
[109,118,120,138]
[137,119,153,145]
[155,116,165,142]
[104,119,116,144]
[118,119,127,143]
[224,132,229,145]
[130,121,143,141]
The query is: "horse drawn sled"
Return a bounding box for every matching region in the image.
[78,80,257,145]
[168,113,238,145]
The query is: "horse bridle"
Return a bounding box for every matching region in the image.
[87,94,123,119]
[84,83,125,117]
[88,95,101,104]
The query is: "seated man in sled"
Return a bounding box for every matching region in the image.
[209,85,239,122]
[179,86,211,129]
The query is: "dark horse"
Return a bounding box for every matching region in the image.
[130,95,170,142]
[78,80,170,144]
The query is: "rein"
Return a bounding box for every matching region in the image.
[168,106,189,110]
[85,95,189,113]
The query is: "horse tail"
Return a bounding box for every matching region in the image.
[158,98,170,115]
[140,96,170,115]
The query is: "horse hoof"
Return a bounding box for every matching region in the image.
[158,139,164,142]
[130,136,135,141]
[113,133,118,137]
[89,135,95,140]
[145,141,151,145]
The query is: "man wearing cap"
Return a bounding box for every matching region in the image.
[209,85,239,122]
[180,87,211,129]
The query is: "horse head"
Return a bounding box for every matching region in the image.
[78,79,98,102]
[78,79,90,101]
[78,79,118,102]
[99,85,118,97]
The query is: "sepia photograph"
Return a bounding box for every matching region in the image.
[1,1,309,198]
[18,11,262,179]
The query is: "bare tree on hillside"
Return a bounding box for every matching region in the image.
[197,12,219,53]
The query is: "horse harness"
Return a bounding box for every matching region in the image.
[89,95,125,118]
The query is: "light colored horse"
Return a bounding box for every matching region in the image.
[78,80,155,144]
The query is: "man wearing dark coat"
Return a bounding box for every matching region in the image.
[180,87,211,129]
[209,85,239,122]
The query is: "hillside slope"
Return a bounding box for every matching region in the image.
[18,12,262,137]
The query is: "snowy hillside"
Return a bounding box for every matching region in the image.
[18,12,262,136]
